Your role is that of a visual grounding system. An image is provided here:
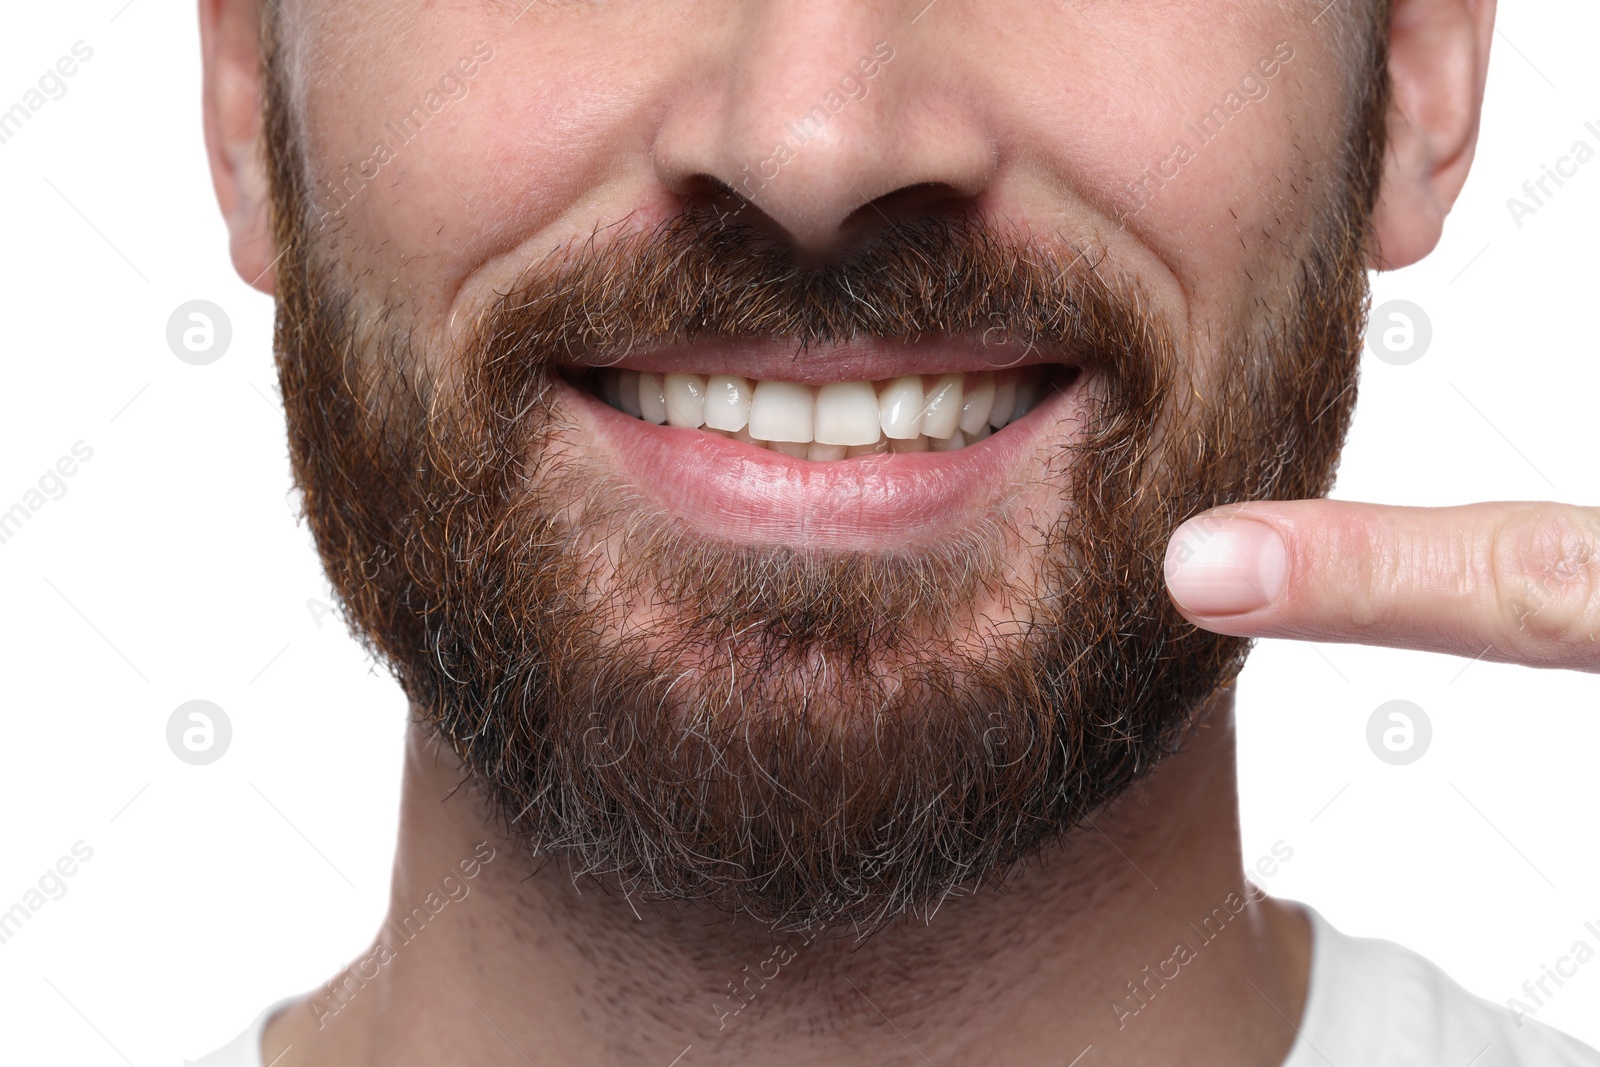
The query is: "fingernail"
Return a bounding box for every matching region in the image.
[1165,516,1288,616]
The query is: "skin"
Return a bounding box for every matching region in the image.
[264,691,1312,1066]
[189,0,1577,1064]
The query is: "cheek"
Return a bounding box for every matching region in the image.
[996,9,1345,301]
[456,67,636,253]
[300,24,646,324]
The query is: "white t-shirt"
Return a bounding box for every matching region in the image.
[1280,906,1597,1066]
[188,903,1599,1066]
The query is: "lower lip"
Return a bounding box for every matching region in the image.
[551,369,1089,550]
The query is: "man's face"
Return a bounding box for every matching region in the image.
[260,0,1384,926]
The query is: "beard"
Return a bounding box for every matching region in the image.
[258,17,1388,931]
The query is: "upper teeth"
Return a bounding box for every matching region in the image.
[592,368,1048,459]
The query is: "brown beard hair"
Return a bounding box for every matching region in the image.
[257,7,1390,931]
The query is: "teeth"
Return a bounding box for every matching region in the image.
[988,376,1016,430]
[638,372,668,425]
[1011,376,1039,422]
[602,371,625,410]
[920,373,964,440]
[807,442,849,461]
[663,373,708,428]
[618,369,643,419]
[879,375,925,440]
[704,374,753,432]
[588,366,1056,460]
[958,373,994,435]
[888,434,929,453]
[748,380,816,442]
[814,381,882,446]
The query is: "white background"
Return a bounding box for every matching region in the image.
[0,1,1596,1062]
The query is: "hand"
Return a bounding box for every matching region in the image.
[1163,500,1600,674]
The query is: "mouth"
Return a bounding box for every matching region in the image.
[560,363,1071,458]
[550,341,1089,550]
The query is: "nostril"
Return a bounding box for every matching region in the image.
[677,176,987,269]
[846,181,975,229]
[675,178,864,267]
[680,176,822,254]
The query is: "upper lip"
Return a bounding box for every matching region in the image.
[555,334,1079,385]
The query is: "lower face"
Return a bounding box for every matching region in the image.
[263,3,1383,925]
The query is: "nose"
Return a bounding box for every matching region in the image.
[652,3,996,258]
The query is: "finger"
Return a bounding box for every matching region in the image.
[1162,499,1600,673]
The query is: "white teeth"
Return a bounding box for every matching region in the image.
[663,373,708,428]
[958,372,994,435]
[920,373,964,439]
[988,376,1017,430]
[618,369,643,418]
[814,380,883,446]
[748,379,815,442]
[703,375,753,432]
[879,375,925,440]
[638,372,668,425]
[588,365,1056,458]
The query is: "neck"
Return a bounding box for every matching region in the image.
[266,688,1310,1066]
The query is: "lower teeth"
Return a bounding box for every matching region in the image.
[579,367,1055,459]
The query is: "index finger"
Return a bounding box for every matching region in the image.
[1162,499,1600,673]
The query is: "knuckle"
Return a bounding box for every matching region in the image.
[1487,507,1600,655]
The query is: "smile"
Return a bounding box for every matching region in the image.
[552,346,1089,550]
[565,364,1066,459]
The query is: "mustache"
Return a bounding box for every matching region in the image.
[423,208,1184,512]
[464,207,1176,384]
